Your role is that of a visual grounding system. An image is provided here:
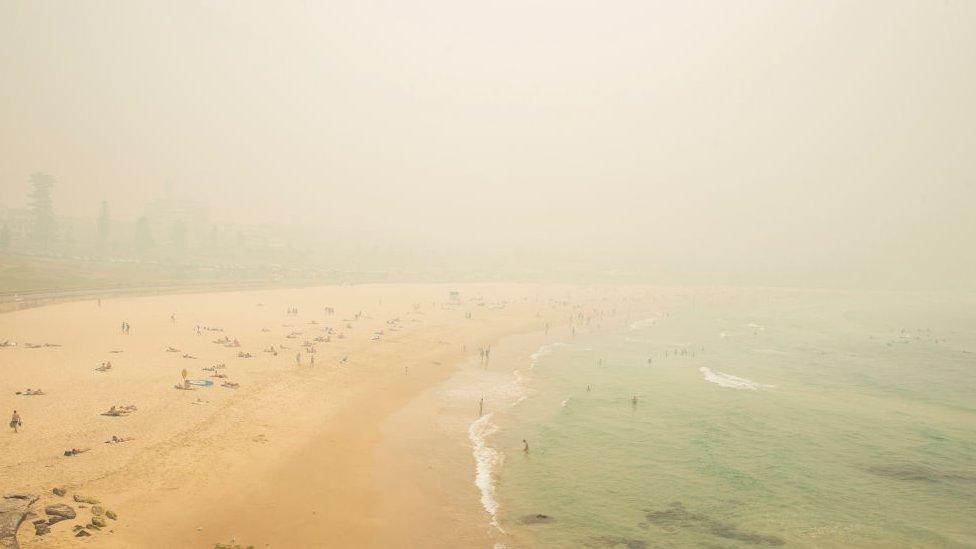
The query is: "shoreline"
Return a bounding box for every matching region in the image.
[0,282,644,548]
[370,307,640,549]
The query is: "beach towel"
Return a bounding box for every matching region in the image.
[186,379,214,387]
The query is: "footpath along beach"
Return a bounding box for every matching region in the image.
[1,283,654,548]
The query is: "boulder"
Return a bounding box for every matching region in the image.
[90,505,104,516]
[51,488,66,497]
[75,529,91,537]
[105,510,118,521]
[44,504,76,520]
[1,493,39,549]
[91,516,107,528]
[33,524,50,537]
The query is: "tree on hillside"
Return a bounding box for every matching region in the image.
[97,200,110,245]
[28,172,57,247]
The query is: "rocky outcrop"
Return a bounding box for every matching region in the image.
[44,503,76,525]
[0,493,38,549]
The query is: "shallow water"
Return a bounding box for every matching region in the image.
[478,291,976,548]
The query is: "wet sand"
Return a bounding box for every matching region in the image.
[1,283,645,547]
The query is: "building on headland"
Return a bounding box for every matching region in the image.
[0,207,32,241]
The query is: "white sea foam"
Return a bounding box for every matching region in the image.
[753,348,785,355]
[468,413,505,532]
[529,342,566,368]
[699,367,771,390]
[510,369,530,407]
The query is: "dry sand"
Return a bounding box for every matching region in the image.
[1,283,648,548]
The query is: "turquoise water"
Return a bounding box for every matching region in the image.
[487,291,976,548]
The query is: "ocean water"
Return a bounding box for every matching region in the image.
[472,291,976,548]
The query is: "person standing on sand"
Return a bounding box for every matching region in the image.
[522,439,529,453]
[296,352,301,365]
[10,410,22,433]
[479,397,484,417]
[310,354,315,367]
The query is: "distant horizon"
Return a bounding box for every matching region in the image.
[3,1,975,289]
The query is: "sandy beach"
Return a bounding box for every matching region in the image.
[1,283,646,548]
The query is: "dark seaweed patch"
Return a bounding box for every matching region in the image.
[584,536,647,548]
[643,502,784,546]
[867,464,976,483]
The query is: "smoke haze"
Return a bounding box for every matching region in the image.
[2,1,974,288]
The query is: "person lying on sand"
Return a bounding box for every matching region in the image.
[103,405,137,416]
[0,340,15,347]
[237,352,252,358]
[221,381,240,389]
[105,435,134,443]
[182,354,197,359]
[64,448,91,456]
[166,346,180,353]
[16,388,45,396]
[95,362,112,372]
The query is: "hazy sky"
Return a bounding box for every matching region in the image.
[1,1,974,287]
